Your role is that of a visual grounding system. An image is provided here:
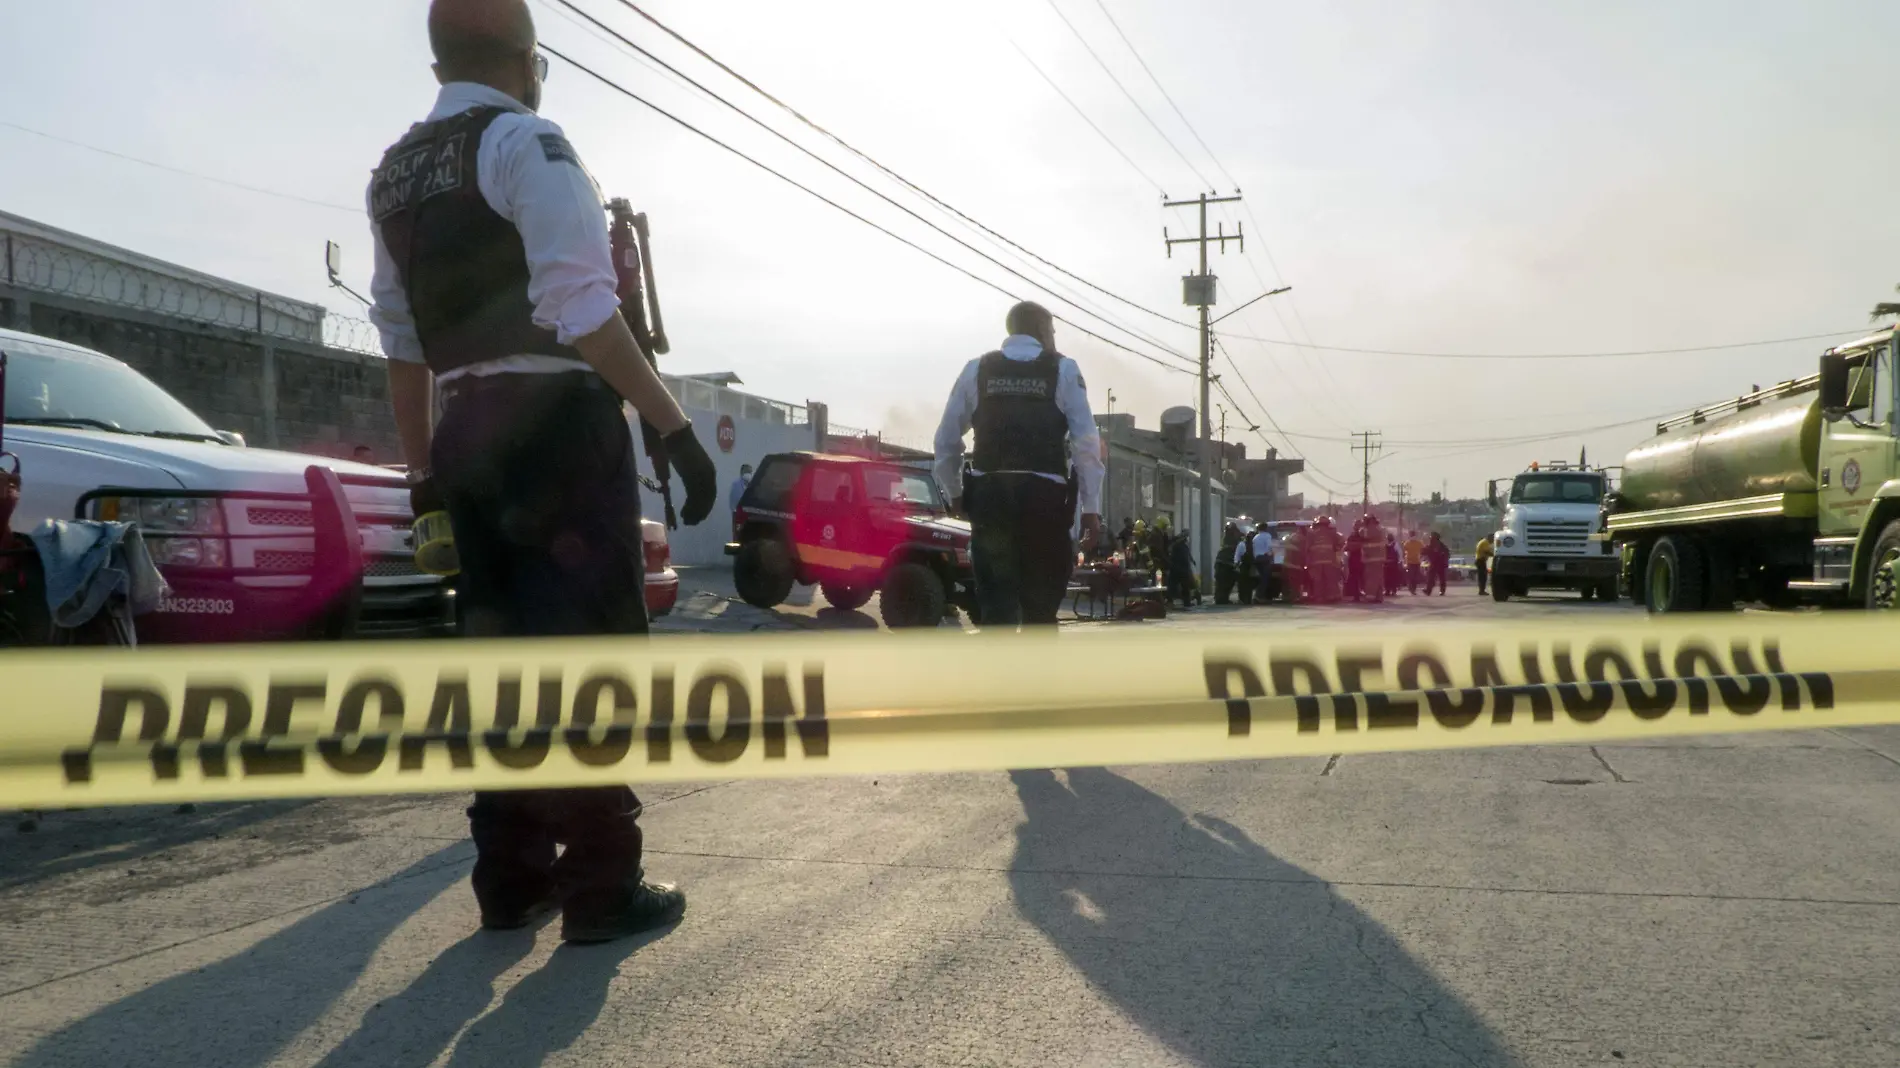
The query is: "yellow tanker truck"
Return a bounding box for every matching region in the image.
[1606,325,1899,612]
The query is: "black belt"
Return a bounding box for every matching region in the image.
[439,370,611,404]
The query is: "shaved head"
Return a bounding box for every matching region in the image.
[428,0,538,103]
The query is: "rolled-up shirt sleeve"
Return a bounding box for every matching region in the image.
[481,113,621,344]
[1058,358,1105,515]
[365,183,424,365]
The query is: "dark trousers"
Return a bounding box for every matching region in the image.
[1214,560,1237,604]
[1477,558,1489,594]
[1427,564,1448,594]
[968,473,1074,627]
[433,372,650,920]
[1255,559,1275,603]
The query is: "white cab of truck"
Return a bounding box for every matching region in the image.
[1485,463,1621,603]
[1,326,452,642]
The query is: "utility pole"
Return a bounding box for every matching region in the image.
[1217,404,1227,445]
[1389,481,1412,534]
[1350,430,1382,510]
[1165,191,1243,590]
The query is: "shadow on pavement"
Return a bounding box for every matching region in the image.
[13,846,468,1068]
[441,930,665,1067]
[308,925,540,1068]
[1009,768,1517,1067]
[0,800,308,891]
[811,606,878,629]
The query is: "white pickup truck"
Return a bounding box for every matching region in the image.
[1,326,452,642]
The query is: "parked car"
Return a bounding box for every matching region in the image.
[725,451,974,627]
[0,326,452,643]
[642,516,677,618]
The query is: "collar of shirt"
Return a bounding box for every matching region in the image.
[428,82,530,122]
[999,334,1043,361]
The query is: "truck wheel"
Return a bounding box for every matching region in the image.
[1594,581,1619,603]
[820,582,872,611]
[1645,534,1705,613]
[1865,520,1900,609]
[1491,576,1510,603]
[880,563,946,628]
[734,540,794,608]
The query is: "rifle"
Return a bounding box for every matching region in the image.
[607,198,678,528]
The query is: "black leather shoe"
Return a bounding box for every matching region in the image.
[561,881,686,944]
[480,891,560,931]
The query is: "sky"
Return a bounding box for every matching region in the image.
[4,0,1898,502]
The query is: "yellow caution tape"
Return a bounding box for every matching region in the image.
[1,614,1894,810]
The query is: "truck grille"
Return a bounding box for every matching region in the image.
[247,506,310,527]
[364,555,423,578]
[255,550,316,572]
[1525,520,1593,555]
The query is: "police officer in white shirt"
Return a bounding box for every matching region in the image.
[368,0,715,945]
[934,302,1104,627]
[1250,522,1277,602]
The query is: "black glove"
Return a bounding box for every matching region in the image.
[663,422,717,526]
[409,476,445,519]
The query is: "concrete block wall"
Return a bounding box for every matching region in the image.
[2,288,399,461]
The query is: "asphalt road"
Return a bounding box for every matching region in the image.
[4,578,1897,1067]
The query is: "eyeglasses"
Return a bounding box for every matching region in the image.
[532,49,549,82]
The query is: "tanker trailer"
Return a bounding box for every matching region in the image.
[1605,325,1899,612]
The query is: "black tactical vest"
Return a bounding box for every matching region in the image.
[370,107,582,375]
[970,349,1068,476]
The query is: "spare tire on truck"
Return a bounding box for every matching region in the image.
[1644,534,1705,613]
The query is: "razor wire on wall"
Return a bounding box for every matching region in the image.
[2,228,384,356]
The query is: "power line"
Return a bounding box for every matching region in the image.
[1391,412,1683,460]
[1212,339,1353,489]
[590,0,1198,334]
[547,0,1193,366]
[1011,42,1168,196]
[1213,376,1355,496]
[1089,0,1239,192]
[1212,327,1873,359]
[540,44,1194,376]
[1040,0,1215,193]
[0,120,360,214]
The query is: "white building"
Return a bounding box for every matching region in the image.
[634,372,826,566]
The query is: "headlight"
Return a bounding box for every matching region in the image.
[1499,533,1516,548]
[93,496,229,569]
[149,537,229,568]
[95,496,225,534]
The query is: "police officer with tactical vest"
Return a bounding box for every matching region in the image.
[933,302,1104,627]
[367,0,717,944]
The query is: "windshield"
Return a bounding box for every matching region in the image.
[864,468,944,510]
[1510,473,1603,503]
[3,346,220,440]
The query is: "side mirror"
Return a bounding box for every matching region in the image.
[215,430,246,447]
[1486,479,1498,508]
[1819,352,1850,419]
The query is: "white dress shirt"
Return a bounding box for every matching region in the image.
[932,334,1105,516]
[1251,530,1276,564]
[368,82,619,381]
